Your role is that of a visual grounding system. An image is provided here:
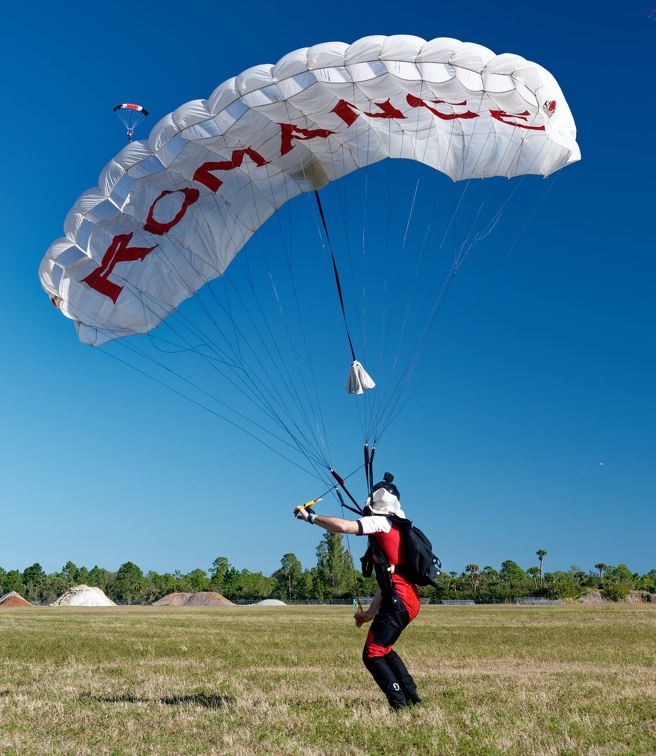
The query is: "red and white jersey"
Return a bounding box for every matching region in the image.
[359,515,420,620]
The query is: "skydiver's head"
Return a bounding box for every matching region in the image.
[364,473,404,517]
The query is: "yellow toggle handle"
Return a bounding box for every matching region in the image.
[293,497,322,517]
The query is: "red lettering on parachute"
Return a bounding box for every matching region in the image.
[406,94,479,121]
[280,123,336,156]
[332,99,406,126]
[85,95,547,304]
[489,109,545,131]
[81,233,157,304]
[143,188,200,235]
[193,148,269,193]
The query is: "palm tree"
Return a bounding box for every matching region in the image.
[594,562,608,579]
[527,566,540,589]
[465,564,480,593]
[536,550,547,588]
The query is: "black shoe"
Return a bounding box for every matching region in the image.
[408,696,424,706]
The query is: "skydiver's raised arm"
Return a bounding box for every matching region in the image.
[293,506,361,534]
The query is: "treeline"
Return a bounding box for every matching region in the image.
[1,533,654,605]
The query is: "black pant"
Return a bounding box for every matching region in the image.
[363,592,419,708]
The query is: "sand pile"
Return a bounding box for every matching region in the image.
[254,599,286,606]
[0,591,31,607]
[51,585,116,606]
[152,591,235,606]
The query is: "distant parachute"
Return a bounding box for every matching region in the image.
[41,35,580,485]
[113,103,148,142]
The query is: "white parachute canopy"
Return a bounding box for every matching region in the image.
[39,35,579,480]
[40,35,578,347]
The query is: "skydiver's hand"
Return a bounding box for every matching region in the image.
[294,505,310,521]
[354,609,374,628]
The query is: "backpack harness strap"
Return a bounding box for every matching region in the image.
[365,532,398,594]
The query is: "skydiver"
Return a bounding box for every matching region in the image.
[294,475,423,710]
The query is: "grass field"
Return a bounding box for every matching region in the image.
[1,603,655,755]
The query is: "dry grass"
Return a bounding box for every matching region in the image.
[1,603,655,754]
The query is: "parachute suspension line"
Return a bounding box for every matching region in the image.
[455,94,549,252]
[322,111,377,444]
[330,145,397,446]
[253,245,330,470]
[137,323,333,476]
[338,112,486,448]
[367,108,481,442]
[371,185,518,441]
[341,125,374,444]
[314,190,357,364]
[248,218,334,470]
[230,250,333,470]
[220,245,332,465]
[90,198,334,477]
[161,157,336,474]
[372,158,404,400]
[313,181,384,486]
[476,140,554,245]
[359,114,458,445]
[362,102,513,443]
[255,156,333,455]
[446,91,525,267]
[345,154,372,440]
[374,149,415,440]
[447,131,553,273]
[371,263,462,441]
[369,163,427,443]
[132,253,333,473]
[208,311,331,470]
[98,337,328,480]
[152,97,338,476]
[253,183,330,471]
[376,171,562,440]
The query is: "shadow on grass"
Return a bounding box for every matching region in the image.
[80,691,234,709]
[161,693,234,709]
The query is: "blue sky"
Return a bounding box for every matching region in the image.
[2,1,654,580]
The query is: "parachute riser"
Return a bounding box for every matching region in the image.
[330,469,363,516]
[364,443,376,491]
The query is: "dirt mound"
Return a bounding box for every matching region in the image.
[51,585,116,606]
[580,590,603,604]
[152,591,234,606]
[0,591,31,607]
[628,591,651,604]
